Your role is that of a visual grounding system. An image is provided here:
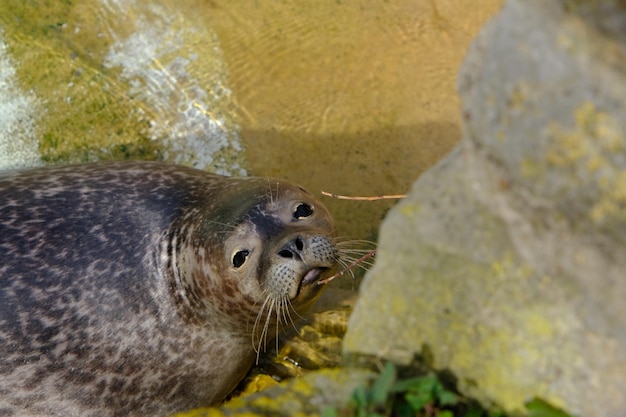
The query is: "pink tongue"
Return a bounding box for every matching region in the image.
[302,268,322,284]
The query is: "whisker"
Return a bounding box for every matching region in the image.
[335,238,377,247]
[203,220,238,232]
[274,300,281,354]
[266,177,273,206]
[338,250,377,258]
[338,255,375,269]
[265,177,280,207]
[264,299,276,348]
[336,258,357,280]
[281,298,292,326]
[255,298,275,364]
[318,248,377,285]
[252,294,272,353]
[338,248,376,268]
[284,297,301,328]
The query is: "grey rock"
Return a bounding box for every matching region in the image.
[343,1,626,416]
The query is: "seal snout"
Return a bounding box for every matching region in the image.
[267,234,337,300]
[278,236,306,261]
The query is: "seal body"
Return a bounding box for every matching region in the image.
[0,161,338,417]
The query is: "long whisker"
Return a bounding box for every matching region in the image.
[204,220,237,230]
[267,177,273,206]
[338,251,377,263]
[254,297,276,364]
[336,258,357,280]
[335,238,377,245]
[283,297,301,328]
[338,254,375,270]
[273,300,279,354]
[336,242,376,250]
[252,294,272,353]
[318,249,377,285]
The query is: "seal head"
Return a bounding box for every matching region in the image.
[167,174,337,348]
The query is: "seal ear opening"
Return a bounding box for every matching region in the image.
[232,250,250,268]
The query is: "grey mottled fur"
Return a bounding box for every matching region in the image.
[0,161,337,417]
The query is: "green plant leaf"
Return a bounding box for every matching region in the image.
[404,392,433,411]
[437,389,460,406]
[391,374,438,394]
[525,398,574,417]
[320,406,338,417]
[369,362,397,406]
[350,383,369,417]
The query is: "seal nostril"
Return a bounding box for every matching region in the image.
[279,249,293,258]
[295,237,304,251]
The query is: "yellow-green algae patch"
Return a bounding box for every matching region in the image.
[169,368,374,417]
[0,0,245,173]
[544,102,626,224]
[441,255,577,412]
[444,254,583,412]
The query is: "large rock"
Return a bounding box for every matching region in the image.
[343,1,626,417]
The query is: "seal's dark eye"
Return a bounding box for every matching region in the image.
[294,203,313,219]
[232,250,249,268]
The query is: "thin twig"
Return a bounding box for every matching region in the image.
[317,249,377,285]
[321,191,406,201]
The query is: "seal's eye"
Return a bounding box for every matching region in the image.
[232,250,250,268]
[293,203,314,219]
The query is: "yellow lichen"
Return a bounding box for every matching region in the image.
[591,169,626,223]
[586,154,604,172]
[234,374,280,398]
[546,102,624,169]
[436,252,584,413]
[545,127,587,167]
[399,202,421,218]
[543,102,626,224]
[520,157,544,179]
[490,252,533,281]
[508,81,529,110]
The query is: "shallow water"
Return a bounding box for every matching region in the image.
[208,0,503,246]
[0,0,502,283]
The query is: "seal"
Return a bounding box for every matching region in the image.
[0,161,338,417]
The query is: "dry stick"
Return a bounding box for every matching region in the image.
[317,249,377,285]
[321,191,406,201]
[316,190,402,284]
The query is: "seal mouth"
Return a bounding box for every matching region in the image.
[301,267,328,285]
[291,267,330,301]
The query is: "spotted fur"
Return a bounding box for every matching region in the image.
[0,161,337,417]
